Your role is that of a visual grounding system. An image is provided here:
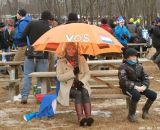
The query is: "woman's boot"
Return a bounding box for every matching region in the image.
[75,103,87,126]
[83,103,94,126]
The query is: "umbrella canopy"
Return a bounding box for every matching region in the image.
[33,23,123,56]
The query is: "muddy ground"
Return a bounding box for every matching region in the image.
[0,48,160,130]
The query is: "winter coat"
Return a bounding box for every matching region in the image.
[151,26,160,48]
[127,23,137,37]
[21,20,50,59]
[118,61,149,93]
[56,55,91,106]
[114,25,131,45]
[0,28,10,49]
[14,16,31,47]
[100,24,113,34]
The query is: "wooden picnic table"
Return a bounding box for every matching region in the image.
[128,43,148,57]
[0,61,23,101]
[0,61,23,79]
[0,51,16,61]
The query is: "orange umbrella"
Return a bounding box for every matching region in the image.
[33,23,123,56]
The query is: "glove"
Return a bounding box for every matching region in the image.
[121,34,128,40]
[74,79,84,90]
[73,67,80,75]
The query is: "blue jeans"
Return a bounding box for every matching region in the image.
[21,57,49,98]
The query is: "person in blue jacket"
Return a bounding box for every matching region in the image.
[13,9,31,61]
[114,16,131,56]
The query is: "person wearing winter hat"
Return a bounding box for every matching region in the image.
[114,16,131,56]
[118,48,157,122]
[13,10,54,104]
[66,12,78,24]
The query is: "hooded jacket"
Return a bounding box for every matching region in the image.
[14,16,31,47]
[114,25,131,45]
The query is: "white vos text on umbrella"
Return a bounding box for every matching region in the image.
[66,34,89,42]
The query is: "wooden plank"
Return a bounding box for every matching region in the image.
[90,84,119,89]
[92,88,122,94]
[0,61,24,66]
[90,70,118,77]
[87,58,150,65]
[29,72,56,77]
[29,70,118,78]
[89,77,119,83]
[0,52,16,56]
[128,43,147,46]
[0,79,21,83]
[91,76,116,88]
[91,94,126,99]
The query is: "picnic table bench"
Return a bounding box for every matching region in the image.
[0,61,23,101]
[0,51,16,61]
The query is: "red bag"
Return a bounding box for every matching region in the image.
[35,94,46,103]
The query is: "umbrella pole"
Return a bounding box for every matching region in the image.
[75,42,79,80]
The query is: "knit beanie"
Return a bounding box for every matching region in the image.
[41,10,53,20]
[124,48,138,58]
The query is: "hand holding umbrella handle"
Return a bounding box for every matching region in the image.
[73,66,80,75]
[74,79,84,90]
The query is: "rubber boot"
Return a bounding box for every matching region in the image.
[75,103,87,126]
[83,103,94,126]
[142,99,154,119]
[128,100,138,122]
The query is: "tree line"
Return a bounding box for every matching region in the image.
[0,0,160,26]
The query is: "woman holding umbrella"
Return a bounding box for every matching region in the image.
[56,42,94,126]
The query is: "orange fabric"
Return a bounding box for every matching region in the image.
[32,23,123,56]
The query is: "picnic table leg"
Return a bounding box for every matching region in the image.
[140,46,143,58]
[40,78,47,94]
[8,82,16,102]
[8,66,20,96]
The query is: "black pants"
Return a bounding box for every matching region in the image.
[125,88,157,102]
[69,87,90,104]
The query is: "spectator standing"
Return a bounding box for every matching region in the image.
[13,9,31,61]
[0,22,10,61]
[13,10,54,104]
[100,18,113,34]
[150,17,160,69]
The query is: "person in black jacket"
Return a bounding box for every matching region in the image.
[118,48,157,122]
[150,17,160,69]
[0,22,10,51]
[13,10,54,104]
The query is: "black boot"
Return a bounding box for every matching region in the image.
[142,99,154,119]
[83,103,94,126]
[128,100,138,122]
[75,104,87,126]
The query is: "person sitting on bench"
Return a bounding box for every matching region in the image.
[56,42,94,126]
[118,48,157,122]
